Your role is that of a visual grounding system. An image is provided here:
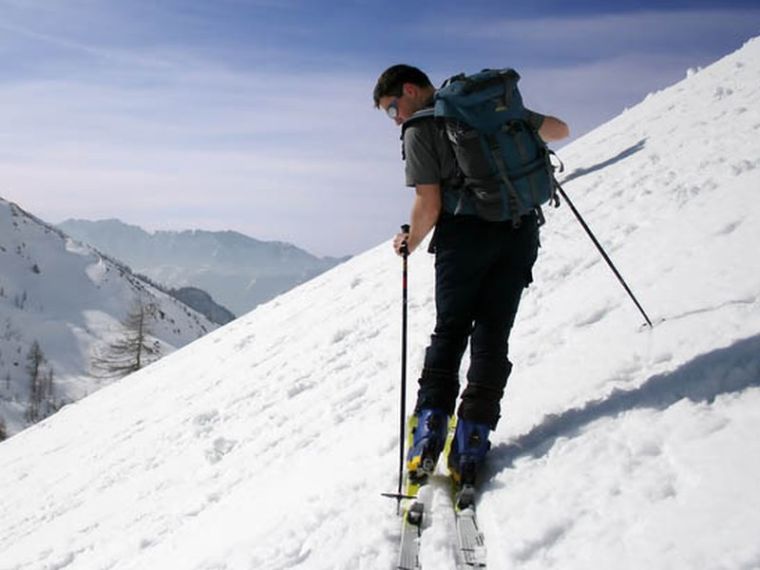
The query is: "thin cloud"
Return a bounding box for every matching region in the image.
[0,20,178,70]
[0,54,402,255]
[423,8,760,62]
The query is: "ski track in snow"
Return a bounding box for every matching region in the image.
[2,36,760,570]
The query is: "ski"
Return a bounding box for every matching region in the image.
[397,496,424,570]
[388,416,488,569]
[390,477,488,569]
[453,485,487,569]
[454,488,486,570]
[386,473,431,570]
[385,414,429,570]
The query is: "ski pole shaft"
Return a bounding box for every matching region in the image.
[396,224,410,512]
[556,185,653,328]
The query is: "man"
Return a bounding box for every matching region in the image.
[374,64,569,487]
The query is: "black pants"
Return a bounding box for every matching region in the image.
[415,213,539,429]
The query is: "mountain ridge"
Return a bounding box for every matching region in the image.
[57,218,349,316]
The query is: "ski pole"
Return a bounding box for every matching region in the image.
[381,225,416,511]
[396,224,410,512]
[555,184,653,328]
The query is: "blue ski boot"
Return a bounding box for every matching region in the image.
[448,419,491,488]
[407,408,448,482]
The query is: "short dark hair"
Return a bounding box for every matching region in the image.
[373,64,433,108]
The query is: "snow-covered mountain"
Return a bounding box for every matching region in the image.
[2,37,760,569]
[57,219,348,317]
[0,198,215,438]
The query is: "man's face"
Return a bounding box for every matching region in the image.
[378,83,418,126]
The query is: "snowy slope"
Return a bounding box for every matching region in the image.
[1,37,760,570]
[0,199,215,437]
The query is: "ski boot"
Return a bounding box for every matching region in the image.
[407,408,448,482]
[448,419,491,508]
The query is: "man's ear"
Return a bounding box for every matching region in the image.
[402,83,417,98]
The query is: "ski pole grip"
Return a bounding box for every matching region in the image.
[400,224,410,256]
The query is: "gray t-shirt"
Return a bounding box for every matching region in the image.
[404,118,459,188]
[403,115,469,216]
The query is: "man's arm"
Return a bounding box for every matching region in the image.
[538,115,570,142]
[393,183,441,256]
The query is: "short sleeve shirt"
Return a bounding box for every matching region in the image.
[403,113,470,216]
[403,117,459,189]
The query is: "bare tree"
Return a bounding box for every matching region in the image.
[14,290,27,310]
[93,298,161,378]
[25,340,53,423]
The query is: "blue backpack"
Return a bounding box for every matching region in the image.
[405,68,560,225]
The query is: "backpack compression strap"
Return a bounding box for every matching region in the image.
[484,134,527,227]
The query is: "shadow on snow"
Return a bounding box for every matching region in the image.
[560,139,647,185]
[491,333,760,471]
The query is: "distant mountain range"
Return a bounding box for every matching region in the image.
[57,219,349,317]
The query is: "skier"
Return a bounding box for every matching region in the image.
[373,64,569,487]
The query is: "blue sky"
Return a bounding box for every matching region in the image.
[1,1,759,256]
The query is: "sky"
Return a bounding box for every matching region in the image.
[1,1,759,257]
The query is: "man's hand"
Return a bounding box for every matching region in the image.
[393,230,410,256]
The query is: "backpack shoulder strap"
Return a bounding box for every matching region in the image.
[400,107,437,160]
[401,107,436,136]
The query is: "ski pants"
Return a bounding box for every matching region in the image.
[414,212,539,429]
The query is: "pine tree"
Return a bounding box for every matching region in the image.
[93,299,161,378]
[0,415,7,441]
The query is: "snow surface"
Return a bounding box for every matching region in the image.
[2,37,760,570]
[0,201,215,436]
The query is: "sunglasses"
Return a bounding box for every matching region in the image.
[385,97,400,120]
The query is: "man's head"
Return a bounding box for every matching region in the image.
[373,64,435,125]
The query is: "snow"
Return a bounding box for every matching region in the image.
[0,200,215,436]
[1,37,760,569]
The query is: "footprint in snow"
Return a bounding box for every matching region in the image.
[715,219,743,236]
[575,307,609,328]
[192,410,220,437]
[204,437,237,464]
